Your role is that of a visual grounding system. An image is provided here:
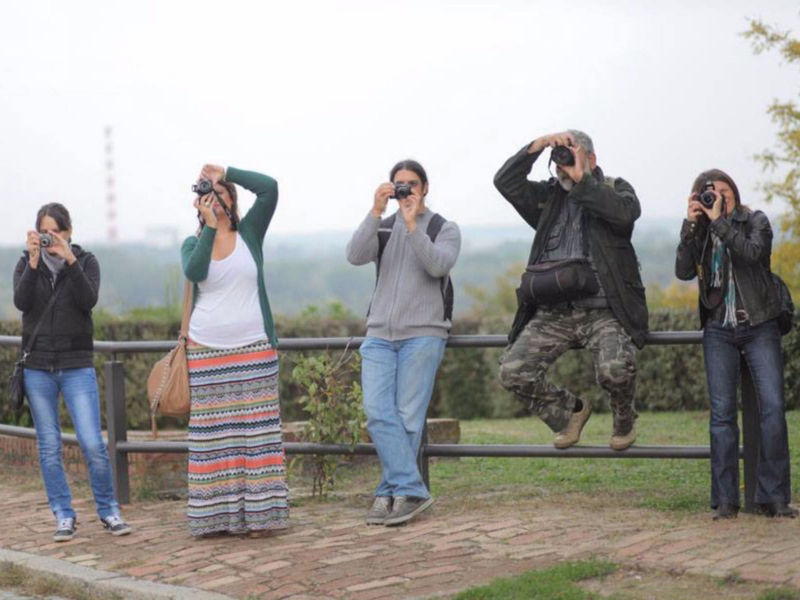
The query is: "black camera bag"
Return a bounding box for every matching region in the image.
[519,258,600,306]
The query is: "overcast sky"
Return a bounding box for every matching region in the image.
[1,0,798,245]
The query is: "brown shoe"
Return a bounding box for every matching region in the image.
[553,400,591,449]
[610,417,636,451]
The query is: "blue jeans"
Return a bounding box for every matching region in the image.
[703,319,791,508]
[359,336,447,499]
[25,367,120,520]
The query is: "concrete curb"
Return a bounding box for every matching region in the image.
[0,547,233,600]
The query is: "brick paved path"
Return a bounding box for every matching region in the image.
[1,482,799,599]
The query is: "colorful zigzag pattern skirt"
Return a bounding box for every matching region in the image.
[186,339,289,536]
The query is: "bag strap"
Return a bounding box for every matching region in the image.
[178,279,192,340]
[21,280,64,362]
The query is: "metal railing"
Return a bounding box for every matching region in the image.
[0,333,762,511]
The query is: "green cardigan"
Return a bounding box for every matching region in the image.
[181,167,279,347]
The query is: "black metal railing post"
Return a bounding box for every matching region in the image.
[417,423,430,490]
[740,358,759,513]
[104,357,130,504]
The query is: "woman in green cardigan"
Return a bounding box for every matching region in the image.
[181,164,288,537]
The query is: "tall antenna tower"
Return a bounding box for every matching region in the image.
[104,126,118,243]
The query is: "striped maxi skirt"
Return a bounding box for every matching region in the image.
[186,339,289,536]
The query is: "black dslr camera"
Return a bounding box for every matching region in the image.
[550,145,575,167]
[393,183,413,199]
[699,181,717,209]
[192,179,213,195]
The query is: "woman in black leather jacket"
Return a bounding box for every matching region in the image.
[675,169,795,520]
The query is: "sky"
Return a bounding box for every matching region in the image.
[1,0,799,245]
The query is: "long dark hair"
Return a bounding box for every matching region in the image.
[691,169,742,208]
[390,159,428,194]
[36,203,72,233]
[196,180,239,234]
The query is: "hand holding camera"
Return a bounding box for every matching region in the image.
[194,193,219,228]
[372,183,395,218]
[26,231,41,268]
[398,189,423,232]
[527,131,575,155]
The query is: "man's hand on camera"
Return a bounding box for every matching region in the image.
[371,183,394,219]
[200,164,225,184]
[527,131,575,154]
[559,143,589,183]
[26,231,40,269]
[195,193,219,228]
[400,192,422,232]
[687,194,704,222]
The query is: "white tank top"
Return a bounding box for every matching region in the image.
[188,233,268,349]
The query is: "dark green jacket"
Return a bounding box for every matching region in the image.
[675,207,781,328]
[494,144,649,348]
[181,167,279,347]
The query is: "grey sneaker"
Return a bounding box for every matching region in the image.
[365,496,393,525]
[101,515,132,536]
[53,517,76,542]
[384,496,435,526]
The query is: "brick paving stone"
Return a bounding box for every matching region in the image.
[403,564,463,579]
[476,519,523,532]
[261,583,308,600]
[346,576,409,592]
[655,538,709,556]
[196,574,242,590]
[252,560,293,573]
[321,551,374,565]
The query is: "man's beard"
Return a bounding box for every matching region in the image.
[556,168,574,191]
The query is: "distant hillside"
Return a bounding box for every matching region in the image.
[0,219,683,320]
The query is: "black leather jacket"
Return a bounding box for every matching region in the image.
[494,144,649,348]
[675,207,781,328]
[12,246,99,370]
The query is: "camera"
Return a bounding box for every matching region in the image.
[39,233,53,248]
[699,181,717,209]
[393,183,413,200]
[550,145,575,167]
[192,179,213,195]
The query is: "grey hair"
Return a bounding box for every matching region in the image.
[568,129,594,154]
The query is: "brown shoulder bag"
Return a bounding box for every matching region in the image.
[147,280,192,432]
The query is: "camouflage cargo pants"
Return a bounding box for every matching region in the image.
[498,306,637,432]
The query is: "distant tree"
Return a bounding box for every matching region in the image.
[743,18,800,294]
[647,282,697,311]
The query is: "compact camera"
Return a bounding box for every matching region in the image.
[39,233,53,248]
[192,179,213,195]
[699,181,717,209]
[550,145,575,167]
[393,183,413,200]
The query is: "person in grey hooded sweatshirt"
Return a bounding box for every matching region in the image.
[346,159,461,526]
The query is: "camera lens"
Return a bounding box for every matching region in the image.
[699,190,717,209]
[39,233,52,248]
[393,183,412,199]
[192,180,213,195]
[550,145,575,167]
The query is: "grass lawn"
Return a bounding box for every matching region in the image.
[328,411,800,513]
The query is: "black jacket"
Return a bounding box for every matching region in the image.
[675,207,781,328]
[494,144,649,348]
[13,246,99,370]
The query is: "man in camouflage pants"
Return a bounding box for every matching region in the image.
[494,131,648,450]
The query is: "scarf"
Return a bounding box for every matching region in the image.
[710,233,737,328]
[41,249,67,283]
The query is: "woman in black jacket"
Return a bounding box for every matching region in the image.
[675,169,795,520]
[13,203,131,542]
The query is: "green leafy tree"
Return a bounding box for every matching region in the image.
[743,19,800,295]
